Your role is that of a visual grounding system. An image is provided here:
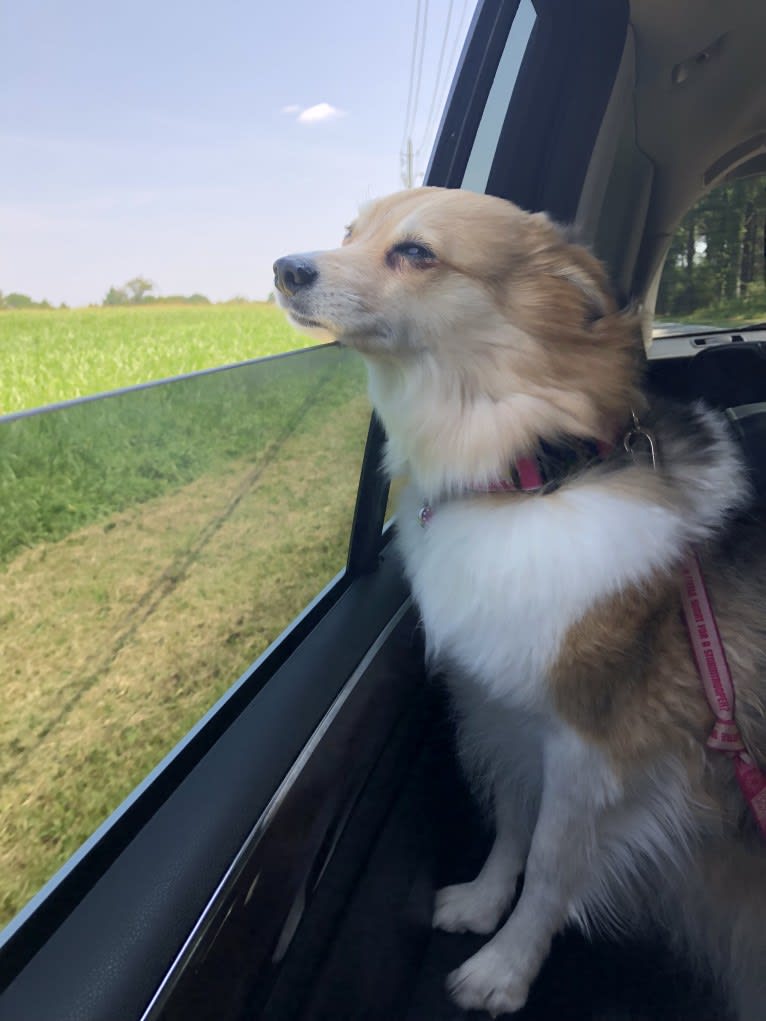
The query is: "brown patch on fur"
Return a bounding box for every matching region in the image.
[550,570,712,770]
[551,524,766,831]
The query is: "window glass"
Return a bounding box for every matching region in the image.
[0,346,367,926]
[654,175,766,335]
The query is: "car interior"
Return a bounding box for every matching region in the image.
[1,0,765,1019]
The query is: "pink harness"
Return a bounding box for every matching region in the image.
[418,440,766,837]
[680,554,766,837]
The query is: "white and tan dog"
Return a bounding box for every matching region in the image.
[274,187,766,1018]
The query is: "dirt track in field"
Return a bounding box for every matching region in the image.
[0,389,370,924]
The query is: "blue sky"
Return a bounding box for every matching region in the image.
[1,0,473,306]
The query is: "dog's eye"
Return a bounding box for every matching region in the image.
[388,241,437,266]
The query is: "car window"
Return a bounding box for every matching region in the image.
[654,175,766,336]
[0,346,367,928]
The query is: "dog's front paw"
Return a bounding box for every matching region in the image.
[433,881,507,935]
[446,944,530,1017]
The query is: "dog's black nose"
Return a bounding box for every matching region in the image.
[273,255,319,297]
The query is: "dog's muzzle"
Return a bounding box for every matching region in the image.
[273,255,318,297]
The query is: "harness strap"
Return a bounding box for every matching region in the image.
[680,553,766,838]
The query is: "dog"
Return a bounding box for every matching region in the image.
[274,187,766,1018]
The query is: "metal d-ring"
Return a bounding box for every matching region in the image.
[623,410,659,471]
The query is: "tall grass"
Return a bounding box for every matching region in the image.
[0,349,364,566]
[0,303,314,414]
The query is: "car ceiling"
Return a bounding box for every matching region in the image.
[630,0,766,266]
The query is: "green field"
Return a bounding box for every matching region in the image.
[657,286,766,328]
[0,303,314,415]
[0,307,372,926]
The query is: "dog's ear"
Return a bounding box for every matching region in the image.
[552,262,611,324]
[553,220,587,247]
[524,213,614,324]
[551,222,614,323]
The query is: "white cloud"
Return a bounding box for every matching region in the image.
[297,102,346,124]
[278,102,346,123]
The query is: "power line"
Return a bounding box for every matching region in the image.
[401,0,423,151]
[407,0,430,144]
[421,0,471,157]
[416,0,454,157]
[401,0,470,186]
[400,0,430,186]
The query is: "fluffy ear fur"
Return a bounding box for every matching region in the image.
[529,213,615,324]
[551,261,611,323]
[548,221,631,310]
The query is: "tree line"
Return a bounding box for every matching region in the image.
[103,277,210,306]
[0,278,212,311]
[657,175,766,317]
[0,292,56,310]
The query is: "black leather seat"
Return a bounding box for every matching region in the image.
[728,402,766,504]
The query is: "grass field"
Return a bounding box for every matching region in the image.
[1,351,343,565]
[0,303,314,415]
[656,286,766,329]
[0,308,373,926]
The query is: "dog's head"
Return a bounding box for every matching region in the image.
[274,188,642,491]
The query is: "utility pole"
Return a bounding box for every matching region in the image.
[403,137,414,188]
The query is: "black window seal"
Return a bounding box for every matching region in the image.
[426,0,523,189]
[485,0,629,222]
[345,412,390,576]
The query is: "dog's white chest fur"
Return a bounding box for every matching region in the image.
[396,477,687,708]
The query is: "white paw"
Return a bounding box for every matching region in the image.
[446,944,530,1017]
[433,881,507,935]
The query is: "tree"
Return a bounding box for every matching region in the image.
[0,292,54,310]
[103,286,128,306]
[656,175,766,317]
[125,277,154,303]
[4,292,34,309]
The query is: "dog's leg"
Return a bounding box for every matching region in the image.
[433,782,531,935]
[446,729,619,1016]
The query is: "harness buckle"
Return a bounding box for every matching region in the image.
[624,410,659,471]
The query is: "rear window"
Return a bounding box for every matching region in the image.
[654,175,766,335]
